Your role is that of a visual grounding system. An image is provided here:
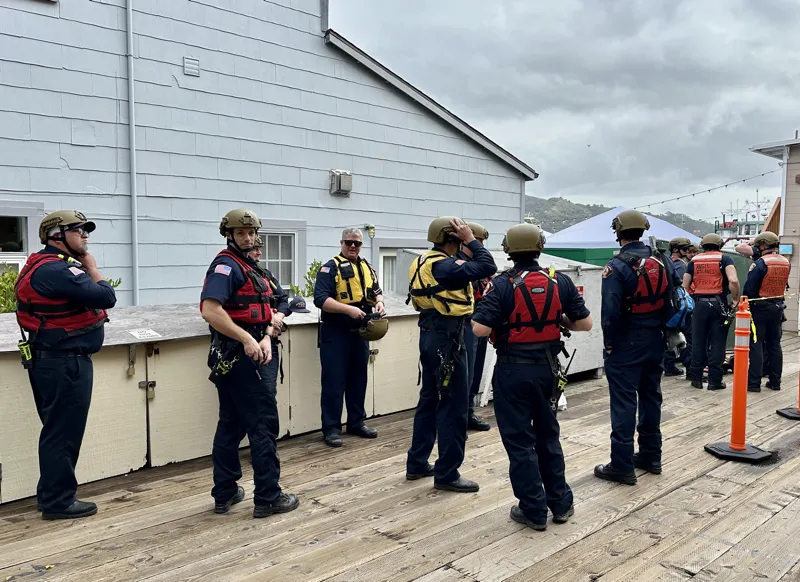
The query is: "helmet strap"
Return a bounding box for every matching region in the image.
[47,226,84,258]
[227,233,253,255]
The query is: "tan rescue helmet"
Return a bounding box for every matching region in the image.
[669,237,692,251]
[38,210,96,244]
[611,209,650,233]
[219,208,262,236]
[467,222,489,241]
[701,233,724,248]
[502,223,545,254]
[427,216,459,244]
[253,235,264,249]
[753,231,779,248]
[358,316,389,341]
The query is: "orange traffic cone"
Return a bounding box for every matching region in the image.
[776,353,800,420]
[705,298,773,463]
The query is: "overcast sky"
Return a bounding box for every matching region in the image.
[331,0,799,224]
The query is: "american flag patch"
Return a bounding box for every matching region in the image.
[214,264,232,276]
[320,266,330,273]
[69,266,84,276]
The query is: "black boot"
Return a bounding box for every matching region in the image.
[347,424,378,438]
[434,477,479,493]
[42,500,98,521]
[406,463,435,481]
[468,415,491,431]
[594,463,637,485]
[510,506,547,531]
[633,453,662,475]
[214,486,245,514]
[253,493,300,518]
[707,381,727,391]
[323,432,343,448]
[552,505,575,524]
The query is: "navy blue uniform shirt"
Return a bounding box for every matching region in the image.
[314,255,382,329]
[430,240,496,293]
[686,252,735,301]
[671,257,687,279]
[601,242,681,349]
[201,246,290,338]
[29,246,117,353]
[743,253,789,303]
[473,263,590,355]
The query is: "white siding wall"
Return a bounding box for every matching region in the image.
[0,0,525,305]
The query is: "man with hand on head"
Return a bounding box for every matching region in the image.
[15,210,116,520]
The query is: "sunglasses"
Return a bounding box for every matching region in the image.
[65,226,90,236]
[342,240,363,248]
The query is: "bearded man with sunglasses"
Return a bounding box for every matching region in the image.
[314,227,385,447]
[15,211,117,520]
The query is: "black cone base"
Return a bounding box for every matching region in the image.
[704,442,772,464]
[776,407,800,420]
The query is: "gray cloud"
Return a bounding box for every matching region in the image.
[331,0,800,221]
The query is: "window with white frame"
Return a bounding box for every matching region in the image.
[0,216,29,274]
[260,232,296,287]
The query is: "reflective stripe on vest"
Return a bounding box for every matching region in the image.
[332,255,377,306]
[407,250,473,316]
[759,254,790,298]
[490,269,561,346]
[690,251,724,295]
[14,253,108,337]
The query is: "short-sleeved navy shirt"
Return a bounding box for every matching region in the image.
[472,262,590,356]
[28,246,117,353]
[313,255,383,329]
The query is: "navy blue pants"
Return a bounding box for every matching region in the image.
[320,323,369,435]
[469,336,489,416]
[605,328,664,473]
[407,314,469,484]
[28,353,93,512]
[463,318,477,411]
[748,303,784,389]
[493,361,572,525]
[211,343,281,506]
[690,299,727,384]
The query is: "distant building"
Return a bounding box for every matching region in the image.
[0,0,537,305]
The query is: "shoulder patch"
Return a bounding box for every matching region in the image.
[602,264,614,279]
[214,264,232,276]
[483,280,494,295]
[455,259,466,266]
[749,263,755,272]
[320,266,330,273]
[68,266,84,276]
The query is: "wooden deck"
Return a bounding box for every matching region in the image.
[2,335,800,582]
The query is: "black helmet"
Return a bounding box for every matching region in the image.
[289,296,311,313]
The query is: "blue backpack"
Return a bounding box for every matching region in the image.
[666,286,694,329]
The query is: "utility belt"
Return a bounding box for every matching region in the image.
[18,341,89,369]
[208,325,269,383]
[496,341,574,413]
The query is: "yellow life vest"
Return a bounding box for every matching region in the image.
[407,250,473,316]
[332,255,378,306]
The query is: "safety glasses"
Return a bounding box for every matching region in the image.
[342,240,363,248]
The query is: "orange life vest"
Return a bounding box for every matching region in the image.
[690,251,724,295]
[759,254,790,298]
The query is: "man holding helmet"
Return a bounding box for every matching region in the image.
[200,208,298,519]
[406,217,496,493]
[15,210,117,520]
[683,233,739,390]
[472,223,591,530]
[314,227,386,448]
[595,210,681,485]
[743,231,790,392]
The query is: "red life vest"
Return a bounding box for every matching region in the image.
[690,251,724,295]
[473,277,491,302]
[15,253,108,337]
[200,249,274,325]
[491,269,562,346]
[759,254,790,298]
[617,252,669,313]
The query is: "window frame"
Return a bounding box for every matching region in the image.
[256,218,307,289]
[0,200,46,255]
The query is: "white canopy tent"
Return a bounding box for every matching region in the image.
[546,207,699,248]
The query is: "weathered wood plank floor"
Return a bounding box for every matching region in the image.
[2,335,800,581]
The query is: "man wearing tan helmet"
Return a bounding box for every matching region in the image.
[683,233,739,391]
[743,231,790,392]
[663,237,693,376]
[406,217,496,493]
[472,223,592,530]
[15,210,117,520]
[200,209,298,519]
